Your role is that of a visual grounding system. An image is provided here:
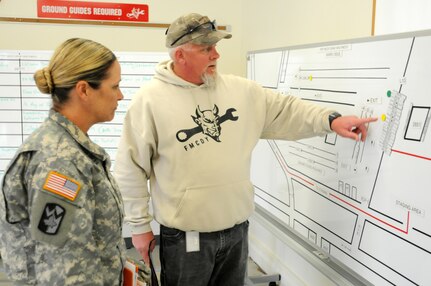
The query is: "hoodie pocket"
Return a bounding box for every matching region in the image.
[172,180,254,232]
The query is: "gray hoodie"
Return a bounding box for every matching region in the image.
[114,60,334,234]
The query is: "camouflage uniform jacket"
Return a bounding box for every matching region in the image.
[0,110,126,285]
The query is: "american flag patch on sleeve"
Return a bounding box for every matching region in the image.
[43,171,81,201]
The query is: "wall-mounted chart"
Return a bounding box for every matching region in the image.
[248,31,431,286]
[0,50,168,182]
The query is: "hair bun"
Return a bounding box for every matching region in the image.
[34,67,54,94]
[42,67,54,93]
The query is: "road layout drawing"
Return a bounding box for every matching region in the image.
[248,31,431,286]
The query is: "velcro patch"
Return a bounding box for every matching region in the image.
[43,171,81,201]
[37,203,66,235]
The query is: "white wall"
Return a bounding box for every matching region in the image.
[0,0,243,76]
[241,0,372,50]
[0,1,373,285]
[375,0,431,35]
[238,0,373,75]
[0,0,372,77]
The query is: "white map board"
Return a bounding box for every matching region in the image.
[0,50,169,182]
[248,30,431,286]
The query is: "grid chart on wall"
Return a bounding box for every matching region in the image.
[0,50,168,182]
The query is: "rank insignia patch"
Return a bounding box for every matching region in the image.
[38,203,65,235]
[43,171,81,201]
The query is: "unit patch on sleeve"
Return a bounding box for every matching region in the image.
[43,171,81,201]
[37,203,66,235]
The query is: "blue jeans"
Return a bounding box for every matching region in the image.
[159,221,249,286]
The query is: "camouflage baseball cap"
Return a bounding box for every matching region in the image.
[165,13,232,48]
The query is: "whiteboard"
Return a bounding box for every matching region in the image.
[0,50,169,182]
[248,30,431,286]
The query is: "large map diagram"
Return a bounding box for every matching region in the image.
[247,31,431,285]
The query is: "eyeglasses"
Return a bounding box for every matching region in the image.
[167,20,216,47]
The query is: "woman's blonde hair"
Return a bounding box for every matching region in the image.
[34,38,116,106]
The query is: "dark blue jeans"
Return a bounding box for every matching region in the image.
[159,221,249,286]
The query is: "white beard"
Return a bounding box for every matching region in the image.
[201,72,217,88]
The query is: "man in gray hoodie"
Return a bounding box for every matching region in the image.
[114,12,377,286]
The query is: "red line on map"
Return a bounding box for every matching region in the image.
[330,193,410,234]
[391,149,431,161]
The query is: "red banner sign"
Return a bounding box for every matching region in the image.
[37,0,149,22]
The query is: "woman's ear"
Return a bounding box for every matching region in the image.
[75,80,90,101]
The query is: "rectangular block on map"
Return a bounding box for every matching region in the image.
[359,221,431,285]
[292,179,357,243]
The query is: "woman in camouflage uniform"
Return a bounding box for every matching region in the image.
[0,38,126,285]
